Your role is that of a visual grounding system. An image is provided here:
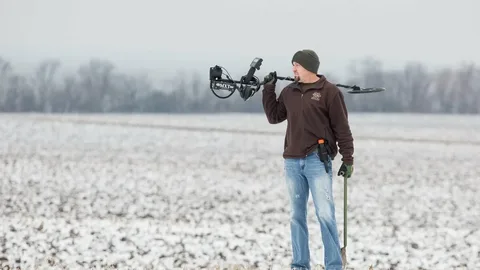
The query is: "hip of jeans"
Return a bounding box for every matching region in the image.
[284,151,331,169]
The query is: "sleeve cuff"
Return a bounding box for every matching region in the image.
[263,83,275,91]
[342,158,354,165]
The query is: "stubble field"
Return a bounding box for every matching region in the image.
[0,112,479,270]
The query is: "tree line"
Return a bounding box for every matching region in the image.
[0,56,478,114]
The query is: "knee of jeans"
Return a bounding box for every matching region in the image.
[312,189,334,220]
[290,209,307,223]
[315,205,334,221]
[287,194,309,222]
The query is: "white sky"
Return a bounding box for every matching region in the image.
[1,0,479,84]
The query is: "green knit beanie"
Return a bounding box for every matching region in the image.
[291,49,320,74]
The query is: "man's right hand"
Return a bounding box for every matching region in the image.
[263,71,277,85]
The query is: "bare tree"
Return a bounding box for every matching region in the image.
[454,63,479,114]
[400,62,432,113]
[0,57,13,111]
[76,59,114,112]
[34,59,61,112]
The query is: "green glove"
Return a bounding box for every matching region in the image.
[338,162,354,178]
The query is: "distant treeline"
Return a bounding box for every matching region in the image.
[0,56,479,114]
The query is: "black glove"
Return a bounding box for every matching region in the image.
[263,71,277,85]
[337,162,354,178]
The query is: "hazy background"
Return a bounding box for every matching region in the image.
[1,1,480,269]
[1,0,479,114]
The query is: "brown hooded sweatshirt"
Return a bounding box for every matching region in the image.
[262,75,354,165]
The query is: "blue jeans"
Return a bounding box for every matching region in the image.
[284,152,342,270]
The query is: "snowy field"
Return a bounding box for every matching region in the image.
[0,112,479,270]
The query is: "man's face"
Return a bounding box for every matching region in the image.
[292,62,309,82]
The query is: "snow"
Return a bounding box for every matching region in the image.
[0,112,479,270]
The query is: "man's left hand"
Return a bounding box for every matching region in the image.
[337,163,354,178]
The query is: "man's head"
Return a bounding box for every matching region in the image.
[291,49,320,82]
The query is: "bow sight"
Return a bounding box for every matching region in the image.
[209,57,385,101]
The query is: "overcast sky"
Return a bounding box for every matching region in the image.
[1,0,479,83]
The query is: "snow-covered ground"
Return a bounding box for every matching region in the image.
[0,113,479,270]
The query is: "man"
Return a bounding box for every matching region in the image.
[261,49,354,270]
